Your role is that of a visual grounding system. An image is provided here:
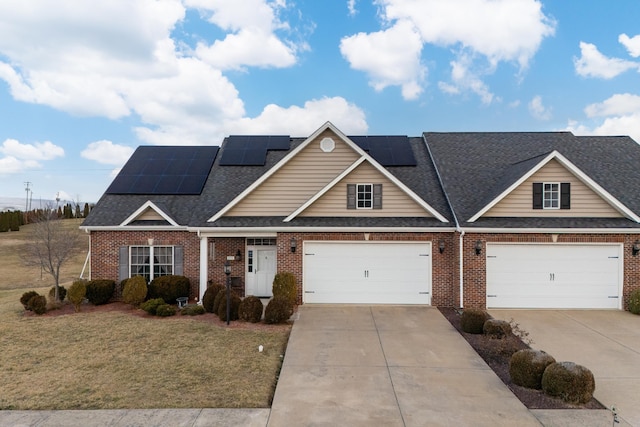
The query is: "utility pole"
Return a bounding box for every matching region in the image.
[24,182,31,212]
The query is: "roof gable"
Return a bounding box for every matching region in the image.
[120,200,179,227]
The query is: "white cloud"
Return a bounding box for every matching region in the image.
[340,20,425,100]
[528,95,552,120]
[567,94,640,143]
[619,33,640,58]
[584,93,640,117]
[81,140,134,166]
[438,54,495,104]
[574,42,638,79]
[348,0,357,16]
[0,138,64,174]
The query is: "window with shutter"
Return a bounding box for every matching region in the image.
[533,182,570,210]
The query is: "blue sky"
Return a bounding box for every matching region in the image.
[1,0,639,203]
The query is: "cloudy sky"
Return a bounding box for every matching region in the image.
[1,0,639,203]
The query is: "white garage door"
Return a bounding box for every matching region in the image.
[303,241,431,304]
[486,243,622,309]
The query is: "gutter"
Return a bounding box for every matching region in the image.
[422,134,465,308]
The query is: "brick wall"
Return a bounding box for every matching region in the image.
[206,237,245,296]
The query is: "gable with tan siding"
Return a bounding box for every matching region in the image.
[226,129,361,217]
[301,161,431,217]
[484,159,622,218]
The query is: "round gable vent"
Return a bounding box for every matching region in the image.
[320,137,335,153]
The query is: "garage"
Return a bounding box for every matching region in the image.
[303,241,431,304]
[486,243,622,309]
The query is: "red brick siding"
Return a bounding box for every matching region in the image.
[206,237,246,296]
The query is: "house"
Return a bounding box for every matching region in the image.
[81,122,640,310]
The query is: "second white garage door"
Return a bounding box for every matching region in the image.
[303,241,431,304]
[486,243,622,309]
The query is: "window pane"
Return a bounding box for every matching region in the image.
[357,184,373,209]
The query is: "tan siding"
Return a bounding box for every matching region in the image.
[485,159,622,217]
[302,161,430,217]
[227,130,361,216]
[138,209,164,221]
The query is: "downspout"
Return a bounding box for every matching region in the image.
[422,134,465,308]
[80,229,91,280]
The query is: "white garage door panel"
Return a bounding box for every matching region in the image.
[304,242,431,304]
[487,244,621,309]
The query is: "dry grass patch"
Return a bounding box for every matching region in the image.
[0,289,290,410]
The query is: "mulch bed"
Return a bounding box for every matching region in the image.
[438,307,604,410]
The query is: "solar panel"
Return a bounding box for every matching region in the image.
[219,135,290,165]
[350,135,416,166]
[105,146,218,195]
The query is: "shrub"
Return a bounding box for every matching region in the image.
[483,319,512,339]
[141,298,166,315]
[509,349,556,389]
[48,286,67,302]
[264,296,293,324]
[272,272,297,306]
[20,291,39,310]
[239,296,264,323]
[460,308,490,334]
[629,288,640,315]
[122,276,148,306]
[68,280,87,312]
[148,275,190,304]
[542,362,595,404]
[29,295,47,315]
[213,289,227,314]
[155,304,177,317]
[203,284,224,313]
[86,279,115,305]
[181,305,206,316]
[217,293,241,322]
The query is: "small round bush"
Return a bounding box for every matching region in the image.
[20,291,39,310]
[141,298,166,315]
[68,280,87,312]
[542,362,595,404]
[483,319,512,339]
[148,275,190,304]
[628,288,640,315]
[264,296,293,324]
[48,286,67,302]
[460,308,490,334]
[272,272,297,306]
[122,275,148,306]
[181,305,206,316]
[217,293,241,322]
[29,295,47,315]
[509,349,556,389]
[213,289,227,314]
[155,303,177,317]
[239,296,264,323]
[86,279,115,305]
[203,284,224,313]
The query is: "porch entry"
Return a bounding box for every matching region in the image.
[245,238,277,297]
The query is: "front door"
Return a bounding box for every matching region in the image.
[246,245,276,297]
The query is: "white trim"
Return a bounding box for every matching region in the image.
[542,182,560,210]
[356,183,374,209]
[190,226,456,236]
[80,226,188,232]
[468,150,640,223]
[119,200,180,227]
[199,236,208,302]
[461,227,640,234]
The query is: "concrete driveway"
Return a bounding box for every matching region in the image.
[268,305,540,427]
[490,310,640,427]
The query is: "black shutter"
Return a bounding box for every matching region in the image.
[373,184,382,209]
[174,246,184,275]
[347,184,356,209]
[118,246,129,282]
[532,183,543,209]
[560,183,571,209]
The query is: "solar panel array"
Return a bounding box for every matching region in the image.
[219,135,290,166]
[349,136,417,166]
[106,146,219,195]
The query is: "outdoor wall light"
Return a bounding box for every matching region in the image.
[235,249,242,261]
[475,240,483,256]
[439,240,445,254]
[290,237,297,253]
[633,241,640,256]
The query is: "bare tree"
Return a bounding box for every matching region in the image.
[24,208,81,301]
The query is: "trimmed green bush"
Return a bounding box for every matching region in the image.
[483,319,512,339]
[509,349,556,389]
[148,275,190,304]
[68,280,87,312]
[217,293,241,322]
[628,288,640,315]
[460,308,490,334]
[272,272,297,306]
[239,296,264,323]
[141,298,166,315]
[86,279,115,305]
[213,289,227,314]
[203,284,224,313]
[20,291,39,310]
[181,305,206,316]
[29,295,47,315]
[542,362,595,404]
[264,296,293,324]
[155,304,177,317]
[48,286,67,302]
[122,275,148,306]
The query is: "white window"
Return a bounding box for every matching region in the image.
[543,182,560,209]
[357,184,373,209]
[130,246,174,282]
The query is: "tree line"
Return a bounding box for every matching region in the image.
[0,202,93,232]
